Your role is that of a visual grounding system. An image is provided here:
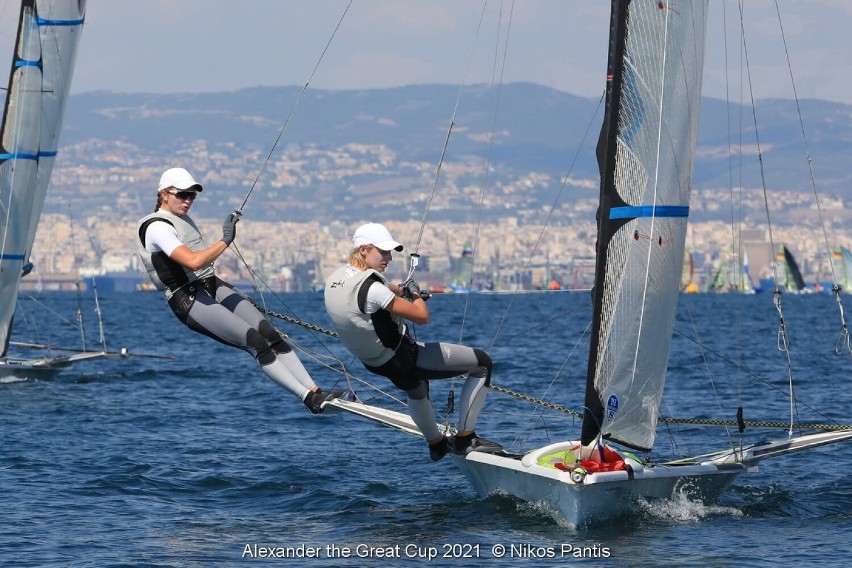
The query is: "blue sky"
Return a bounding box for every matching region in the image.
[1,0,851,104]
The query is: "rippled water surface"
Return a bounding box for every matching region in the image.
[2,291,851,566]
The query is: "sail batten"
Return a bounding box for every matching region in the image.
[581,0,708,451]
[0,0,86,357]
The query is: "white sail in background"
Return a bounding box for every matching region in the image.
[0,0,86,355]
[836,246,852,292]
[585,1,708,451]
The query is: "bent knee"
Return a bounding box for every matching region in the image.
[246,328,277,365]
[405,381,429,400]
[258,320,292,354]
[474,348,493,383]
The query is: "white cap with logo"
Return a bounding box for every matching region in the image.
[158,167,203,192]
[352,223,403,252]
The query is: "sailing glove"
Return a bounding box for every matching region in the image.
[221,212,240,245]
[402,279,429,301]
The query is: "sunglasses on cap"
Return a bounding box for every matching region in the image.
[167,189,197,201]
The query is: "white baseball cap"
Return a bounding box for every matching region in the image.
[352,223,403,252]
[158,167,203,192]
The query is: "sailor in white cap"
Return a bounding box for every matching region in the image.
[136,167,350,413]
[324,222,501,460]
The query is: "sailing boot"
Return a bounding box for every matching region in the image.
[452,432,503,455]
[303,389,356,414]
[429,435,454,462]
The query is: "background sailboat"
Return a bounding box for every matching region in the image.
[776,244,808,293]
[449,239,475,293]
[0,0,126,380]
[681,249,699,293]
[834,245,852,292]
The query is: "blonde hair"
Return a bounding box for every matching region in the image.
[348,246,370,269]
[154,191,164,211]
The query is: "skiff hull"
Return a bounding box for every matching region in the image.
[0,350,124,381]
[452,441,747,527]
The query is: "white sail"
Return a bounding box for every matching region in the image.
[836,246,852,292]
[583,0,708,451]
[0,0,85,355]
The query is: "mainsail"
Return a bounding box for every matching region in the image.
[581,1,707,451]
[0,0,85,355]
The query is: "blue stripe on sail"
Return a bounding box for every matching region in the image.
[37,17,85,27]
[0,253,26,260]
[15,59,41,68]
[609,206,689,219]
[39,150,57,157]
[0,152,39,160]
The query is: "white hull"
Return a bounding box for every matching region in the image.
[452,441,745,527]
[323,401,852,527]
[455,430,852,527]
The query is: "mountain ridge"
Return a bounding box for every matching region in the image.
[53,83,852,225]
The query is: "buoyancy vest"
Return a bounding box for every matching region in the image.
[136,211,214,299]
[324,266,406,367]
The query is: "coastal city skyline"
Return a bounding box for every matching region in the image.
[28,200,852,294]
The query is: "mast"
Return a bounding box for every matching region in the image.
[580,0,632,446]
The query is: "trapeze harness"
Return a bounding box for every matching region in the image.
[136,211,218,321]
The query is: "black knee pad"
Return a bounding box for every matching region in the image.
[258,319,292,354]
[247,328,277,365]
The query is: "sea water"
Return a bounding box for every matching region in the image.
[2,290,851,566]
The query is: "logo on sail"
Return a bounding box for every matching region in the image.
[606,395,619,421]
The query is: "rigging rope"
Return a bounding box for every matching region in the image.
[409,2,492,256]
[218,2,355,377]
[737,2,798,436]
[720,0,748,451]
[247,296,339,338]
[66,204,88,350]
[249,294,852,435]
[772,0,852,357]
[488,383,852,431]
[456,0,514,343]
[235,0,353,215]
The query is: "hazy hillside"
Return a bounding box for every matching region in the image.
[55,83,852,224]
